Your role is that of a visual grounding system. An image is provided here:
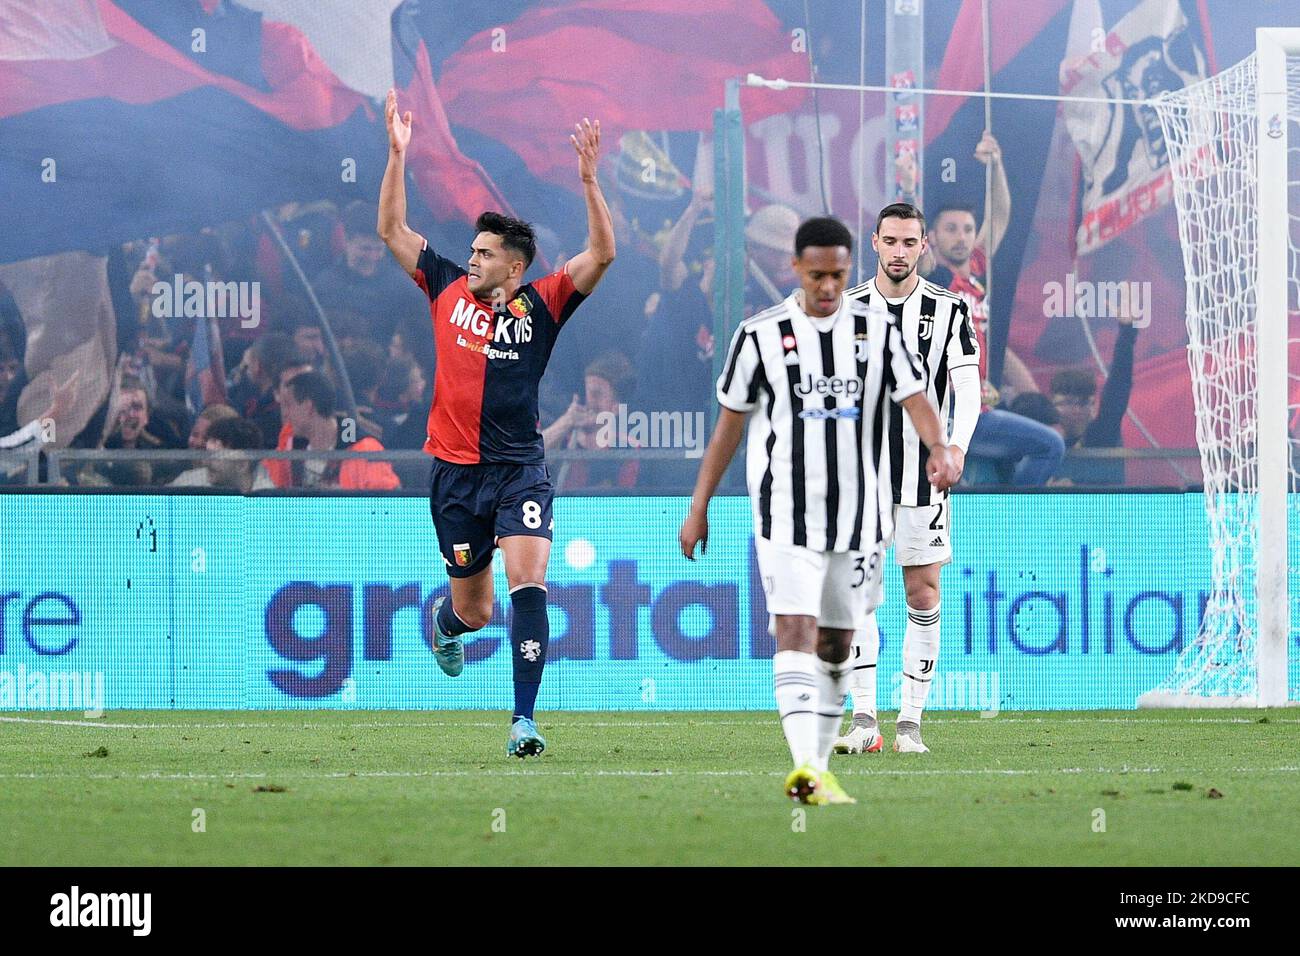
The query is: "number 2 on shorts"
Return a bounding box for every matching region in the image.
[929,501,945,531]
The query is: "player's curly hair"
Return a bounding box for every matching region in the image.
[794,217,853,257]
[476,211,537,268]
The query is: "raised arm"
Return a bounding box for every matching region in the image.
[974,131,1010,259]
[564,118,616,295]
[378,88,426,278]
[660,187,711,291]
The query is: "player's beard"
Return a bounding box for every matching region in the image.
[886,259,917,282]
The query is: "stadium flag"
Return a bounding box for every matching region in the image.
[922,1,1073,388]
[185,313,227,414]
[1060,0,1211,256]
[0,0,505,263]
[0,252,117,448]
[436,0,810,189]
[924,0,1072,144]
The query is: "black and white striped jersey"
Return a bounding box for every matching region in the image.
[716,291,926,552]
[846,278,979,506]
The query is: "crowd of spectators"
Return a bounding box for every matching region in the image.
[0,135,1144,493]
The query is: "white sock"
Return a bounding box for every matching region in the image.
[773,650,819,768]
[899,602,941,725]
[814,655,849,772]
[848,614,879,723]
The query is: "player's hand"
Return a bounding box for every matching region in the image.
[571,117,601,184]
[386,88,412,154]
[947,445,965,484]
[679,508,709,560]
[926,445,960,492]
[974,131,1001,165]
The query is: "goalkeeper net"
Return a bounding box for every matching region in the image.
[1139,45,1300,706]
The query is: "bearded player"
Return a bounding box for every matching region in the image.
[835,203,980,755]
[378,90,615,757]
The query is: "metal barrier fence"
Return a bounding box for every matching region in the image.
[0,444,1208,491]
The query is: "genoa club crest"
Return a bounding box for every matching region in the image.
[453,543,473,567]
[507,295,531,319]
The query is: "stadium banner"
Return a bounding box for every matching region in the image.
[1061,0,1209,255]
[2,492,1291,712]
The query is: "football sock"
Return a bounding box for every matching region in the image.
[509,585,549,722]
[814,654,849,772]
[773,650,819,768]
[436,596,473,637]
[848,613,880,725]
[899,602,940,725]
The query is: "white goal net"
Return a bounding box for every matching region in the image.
[1140,42,1300,707]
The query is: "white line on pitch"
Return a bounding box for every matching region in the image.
[0,766,1294,781]
[3,715,1298,731]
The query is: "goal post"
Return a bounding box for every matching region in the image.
[1138,28,1300,708]
[1253,27,1298,708]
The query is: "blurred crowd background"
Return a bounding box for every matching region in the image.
[3,0,1297,494]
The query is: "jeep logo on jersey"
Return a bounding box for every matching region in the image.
[794,374,862,398]
[449,298,493,337]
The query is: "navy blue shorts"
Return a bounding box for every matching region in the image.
[428,457,554,578]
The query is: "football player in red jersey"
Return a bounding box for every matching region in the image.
[378,89,614,756]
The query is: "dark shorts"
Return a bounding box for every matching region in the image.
[428,457,554,578]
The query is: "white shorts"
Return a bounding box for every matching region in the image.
[754,537,886,629]
[892,500,953,567]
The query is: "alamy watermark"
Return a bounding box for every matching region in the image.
[151,273,260,328]
[50,886,150,936]
[0,665,104,717]
[593,404,706,459]
[1042,273,1150,328]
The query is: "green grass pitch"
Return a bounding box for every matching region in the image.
[1,709,1295,866]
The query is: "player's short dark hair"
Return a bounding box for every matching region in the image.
[875,202,926,236]
[1050,368,1097,400]
[475,211,537,268]
[287,370,335,417]
[205,416,263,451]
[930,202,977,228]
[794,217,853,257]
[1007,392,1061,427]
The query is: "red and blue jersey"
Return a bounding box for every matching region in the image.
[413,243,586,464]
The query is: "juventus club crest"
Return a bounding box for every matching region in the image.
[918,314,933,341]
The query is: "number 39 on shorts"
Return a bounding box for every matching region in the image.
[852,552,879,588]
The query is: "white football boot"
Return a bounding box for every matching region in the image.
[892,721,930,754]
[832,717,883,754]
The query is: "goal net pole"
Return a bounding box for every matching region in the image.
[1254,27,1298,708]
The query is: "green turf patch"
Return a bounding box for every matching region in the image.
[0,709,1295,865]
